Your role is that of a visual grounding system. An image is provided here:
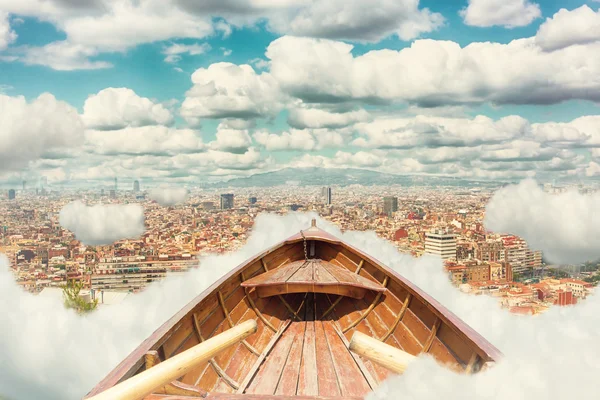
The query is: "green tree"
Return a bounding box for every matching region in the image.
[62,280,98,314]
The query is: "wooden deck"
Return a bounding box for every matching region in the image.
[244,294,373,397]
[241,259,386,299]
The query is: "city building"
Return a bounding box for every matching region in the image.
[383,196,398,217]
[475,239,504,262]
[8,189,15,200]
[325,187,332,205]
[220,193,234,210]
[202,201,215,210]
[133,180,140,192]
[109,189,116,199]
[249,196,257,204]
[501,236,542,275]
[424,229,457,260]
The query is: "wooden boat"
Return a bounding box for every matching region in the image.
[86,220,501,400]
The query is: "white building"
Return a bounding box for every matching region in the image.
[424,230,457,260]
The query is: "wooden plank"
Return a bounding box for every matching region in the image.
[437,323,474,365]
[429,338,461,370]
[275,320,307,395]
[245,321,297,394]
[226,298,278,384]
[235,293,296,393]
[297,296,318,396]
[402,308,431,345]
[288,261,314,283]
[409,297,439,329]
[330,324,378,390]
[336,250,360,270]
[205,394,364,400]
[330,295,392,385]
[314,320,342,397]
[315,262,338,283]
[391,322,423,356]
[236,320,292,394]
[322,321,372,397]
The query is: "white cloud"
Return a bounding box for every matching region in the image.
[265,0,445,42]
[0,0,213,69]
[484,179,600,264]
[252,127,348,152]
[58,1,213,52]
[353,115,529,149]
[0,93,85,171]
[214,20,232,38]
[19,41,112,70]
[287,107,370,129]
[82,88,174,130]
[162,42,211,63]
[148,186,189,206]
[59,200,146,245]
[254,129,317,151]
[460,0,541,28]
[171,147,266,172]
[181,63,285,121]
[249,57,269,70]
[532,116,600,147]
[333,150,383,168]
[266,35,600,106]
[85,126,204,155]
[210,126,253,153]
[535,5,600,51]
[0,11,17,50]
[221,47,232,56]
[175,0,444,42]
[586,161,600,177]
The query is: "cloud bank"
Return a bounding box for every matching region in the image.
[1,212,600,400]
[58,201,146,245]
[148,186,189,206]
[0,93,84,171]
[484,179,600,265]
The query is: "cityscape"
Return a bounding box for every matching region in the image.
[2,181,596,315]
[2,0,600,399]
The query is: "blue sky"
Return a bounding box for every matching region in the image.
[1,0,600,186]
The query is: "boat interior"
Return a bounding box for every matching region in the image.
[89,224,499,399]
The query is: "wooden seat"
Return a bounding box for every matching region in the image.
[241,259,386,299]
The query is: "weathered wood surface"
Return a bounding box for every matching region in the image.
[242,259,385,299]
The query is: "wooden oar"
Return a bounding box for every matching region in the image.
[349,331,416,374]
[87,319,257,400]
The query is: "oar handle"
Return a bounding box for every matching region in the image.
[349,331,416,374]
[87,319,257,400]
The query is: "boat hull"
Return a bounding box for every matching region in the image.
[87,226,501,399]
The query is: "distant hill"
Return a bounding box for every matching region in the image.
[204,168,503,188]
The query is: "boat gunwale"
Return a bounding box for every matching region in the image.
[86,226,502,398]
